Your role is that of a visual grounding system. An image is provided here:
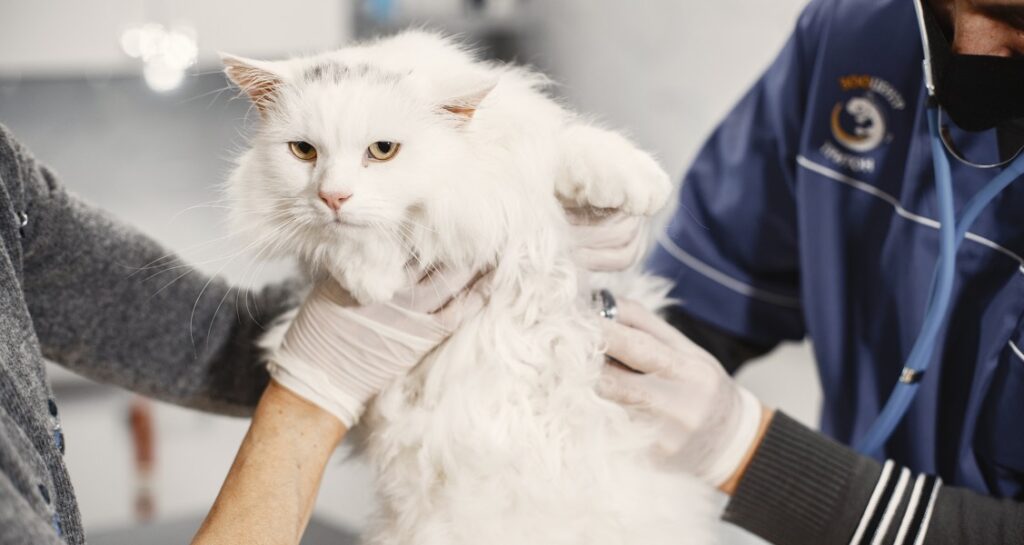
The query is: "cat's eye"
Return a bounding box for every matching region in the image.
[289,141,318,162]
[367,141,400,162]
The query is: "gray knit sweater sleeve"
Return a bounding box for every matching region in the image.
[723,413,1024,544]
[11,127,301,416]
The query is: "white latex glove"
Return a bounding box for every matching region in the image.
[597,298,764,487]
[268,268,488,427]
[566,208,645,272]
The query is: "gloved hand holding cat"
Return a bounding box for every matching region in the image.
[599,298,769,489]
[269,267,489,428]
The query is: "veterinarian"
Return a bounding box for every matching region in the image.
[601,0,1024,543]
[0,123,489,544]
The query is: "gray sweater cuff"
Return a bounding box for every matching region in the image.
[722,412,882,544]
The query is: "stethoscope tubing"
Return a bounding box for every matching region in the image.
[857,105,1024,455]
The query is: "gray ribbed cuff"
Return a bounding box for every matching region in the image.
[722,412,882,545]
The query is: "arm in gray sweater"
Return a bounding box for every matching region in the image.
[7,125,300,415]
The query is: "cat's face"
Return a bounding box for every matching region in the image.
[224,51,509,303]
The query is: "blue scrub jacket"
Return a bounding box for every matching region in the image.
[647,0,1024,499]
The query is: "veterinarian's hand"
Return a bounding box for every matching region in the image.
[269,268,488,427]
[597,299,771,489]
[566,209,645,271]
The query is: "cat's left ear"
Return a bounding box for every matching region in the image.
[221,53,285,118]
[441,82,497,124]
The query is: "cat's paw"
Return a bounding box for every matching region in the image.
[555,124,672,216]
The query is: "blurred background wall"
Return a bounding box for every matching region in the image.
[0,1,816,543]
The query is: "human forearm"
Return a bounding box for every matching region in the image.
[193,271,487,543]
[192,380,345,545]
[723,412,1024,544]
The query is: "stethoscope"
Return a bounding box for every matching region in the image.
[856,0,1024,454]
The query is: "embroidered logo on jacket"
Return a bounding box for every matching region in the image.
[821,74,905,174]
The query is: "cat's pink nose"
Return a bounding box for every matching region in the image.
[318,190,351,211]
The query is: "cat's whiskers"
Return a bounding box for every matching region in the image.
[213,222,297,344]
[149,218,288,301]
[393,220,425,245]
[129,227,261,278]
[238,255,276,326]
[368,218,413,266]
[129,201,295,277]
[189,220,298,350]
[221,220,299,335]
[168,199,293,221]
[400,218,437,234]
[140,210,294,282]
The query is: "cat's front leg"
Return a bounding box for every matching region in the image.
[554,123,672,216]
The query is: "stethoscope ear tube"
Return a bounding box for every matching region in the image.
[856,105,1024,455]
[912,0,936,97]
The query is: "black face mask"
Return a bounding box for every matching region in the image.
[922,4,1024,132]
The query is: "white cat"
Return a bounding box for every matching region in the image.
[223,31,715,545]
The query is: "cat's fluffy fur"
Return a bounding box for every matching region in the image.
[225,30,715,545]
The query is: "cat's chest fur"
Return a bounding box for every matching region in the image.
[356,263,715,545]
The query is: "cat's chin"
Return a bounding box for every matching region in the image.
[339,270,407,305]
[298,224,418,304]
[320,258,409,305]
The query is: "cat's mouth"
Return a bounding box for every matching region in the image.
[325,215,370,229]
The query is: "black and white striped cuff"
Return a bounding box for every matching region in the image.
[849,460,943,545]
[723,413,945,545]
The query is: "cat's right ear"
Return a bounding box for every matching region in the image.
[221,54,284,118]
[441,81,498,125]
